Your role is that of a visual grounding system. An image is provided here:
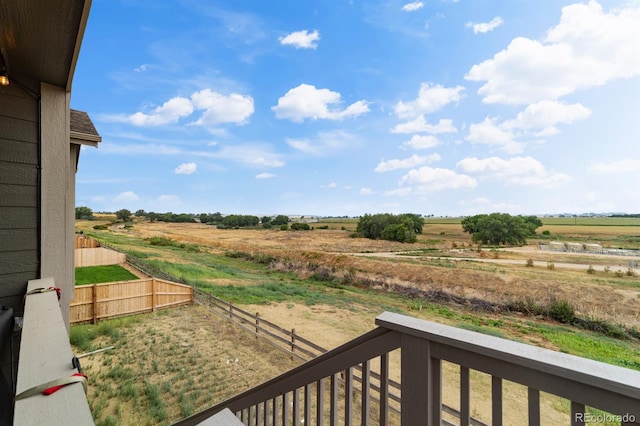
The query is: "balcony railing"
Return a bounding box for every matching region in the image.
[175,311,640,426]
[13,277,93,425]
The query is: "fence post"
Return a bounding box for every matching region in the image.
[152,279,157,312]
[92,283,97,324]
[255,312,260,338]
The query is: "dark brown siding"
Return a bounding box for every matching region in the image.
[0,84,39,315]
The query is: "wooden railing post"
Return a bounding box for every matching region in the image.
[401,334,432,426]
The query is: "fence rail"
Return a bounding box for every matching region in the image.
[70,278,193,324]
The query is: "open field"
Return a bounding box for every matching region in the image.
[77,217,640,328]
[74,216,639,424]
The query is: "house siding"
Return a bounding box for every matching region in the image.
[0,84,40,316]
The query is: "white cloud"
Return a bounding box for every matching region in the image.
[190,89,254,126]
[126,89,254,127]
[175,162,197,175]
[465,17,503,34]
[399,167,477,192]
[402,2,424,12]
[465,2,640,104]
[375,154,440,172]
[113,191,139,203]
[279,30,320,49]
[392,116,457,134]
[256,172,276,179]
[465,117,524,154]
[395,83,465,119]
[588,159,640,174]
[400,135,442,150]
[360,187,374,195]
[456,156,571,186]
[272,84,369,122]
[327,182,337,188]
[129,97,194,126]
[502,100,591,130]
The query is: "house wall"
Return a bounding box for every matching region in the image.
[0,82,40,316]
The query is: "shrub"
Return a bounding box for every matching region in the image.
[587,265,595,274]
[542,230,551,236]
[547,261,555,270]
[280,224,288,230]
[525,258,534,267]
[548,299,575,323]
[148,236,176,246]
[626,268,636,277]
[614,270,624,278]
[291,222,311,231]
[93,224,108,230]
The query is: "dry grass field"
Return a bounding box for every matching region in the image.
[79,218,640,328]
[74,216,639,425]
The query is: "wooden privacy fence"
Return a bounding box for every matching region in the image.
[70,278,193,324]
[75,247,126,267]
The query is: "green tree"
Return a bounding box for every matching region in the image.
[272,215,289,226]
[461,213,542,245]
[134,209,146,217]
[356,213,423,243]
[261,216,272,225]
[115,209,132,222]
[75,206,94,220]
[291,222,311,231]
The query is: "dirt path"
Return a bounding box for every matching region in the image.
[349,251,640,274]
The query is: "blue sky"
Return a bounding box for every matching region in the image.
[72,0,640,217]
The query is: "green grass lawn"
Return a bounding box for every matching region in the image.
[75,265,138,285]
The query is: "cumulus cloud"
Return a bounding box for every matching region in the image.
[392,116,457,134]
[400,135,442,150]
[113,191,139,203]
[375,154,441,172]
[174,162,197,175]
[399,167,477,192]
[402,2,424,12]
[502,100,591,130]
[279,30,320,49]
[465,117,524,154]
[588,159,640,174]
[190,89,254,126]
[256,172,276,179]
[126,89,254,127]
[129,97,194,126]
[360,187,374,195]
[465,1,640,104]
[395,83,465,119]
[456,156,571,186]
[272,84,369,122]
[465,17,503,34]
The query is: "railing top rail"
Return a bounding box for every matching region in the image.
[376,311,640,400]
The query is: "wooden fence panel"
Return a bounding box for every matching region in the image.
[75,247,126,267]
[70,278,193,324]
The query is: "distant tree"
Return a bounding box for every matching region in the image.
[261,216,272,225]
[461,213,542,245]
[75,206,94,220]
[221,214,260,228]
[356,213,423,243]
[115,209,132,222]
[272,215,289,226]
[134,209,146,217]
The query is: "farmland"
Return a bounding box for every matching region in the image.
[73,215,639,425]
